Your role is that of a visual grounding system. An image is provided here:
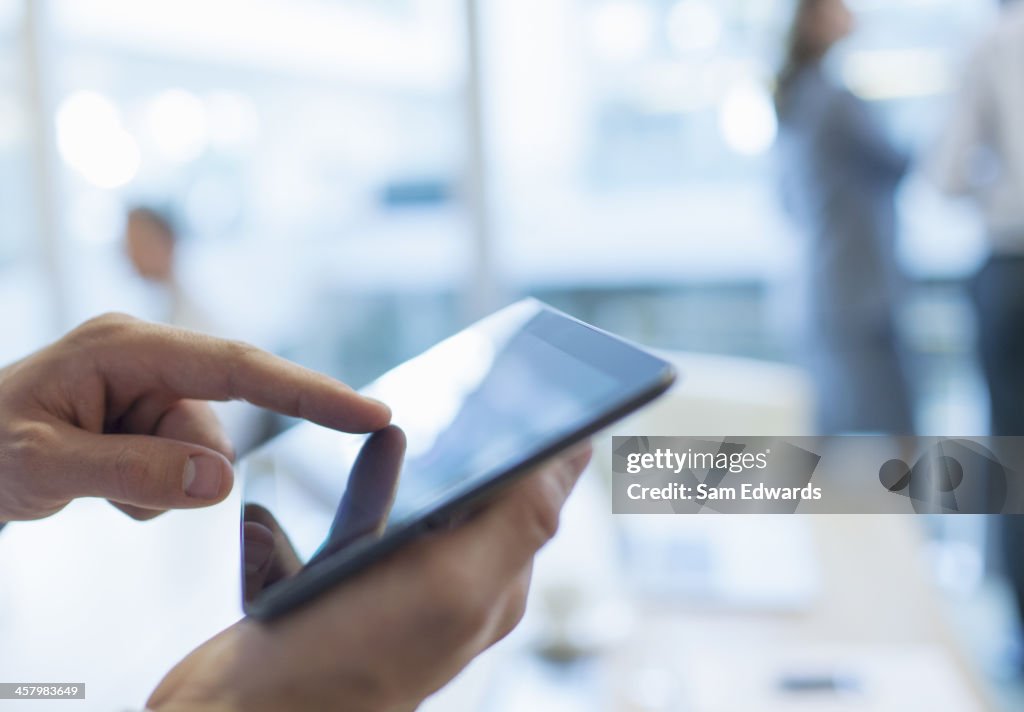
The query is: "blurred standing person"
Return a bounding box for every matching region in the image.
[774,0,915,434]
[124,205,268,452]
[931,0,1024,670]
[931,1,1024,440]
[123,205,212,332]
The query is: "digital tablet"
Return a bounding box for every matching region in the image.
[240,299,675,619]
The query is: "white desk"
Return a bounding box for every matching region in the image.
[422,515,997,712]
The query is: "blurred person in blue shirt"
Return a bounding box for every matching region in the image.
[774,0,915,435]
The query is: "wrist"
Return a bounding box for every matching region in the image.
[148,621,419,712]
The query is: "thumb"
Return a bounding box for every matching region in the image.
[59,429,234,510]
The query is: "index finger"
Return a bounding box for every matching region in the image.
[79,315,391,433]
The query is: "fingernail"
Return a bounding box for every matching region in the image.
[184,455,224,499]
[244,537,274,574]
[243,522,276,574]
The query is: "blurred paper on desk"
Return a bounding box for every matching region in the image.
[686,644,983,712]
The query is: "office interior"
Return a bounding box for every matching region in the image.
[0,0,1019,709]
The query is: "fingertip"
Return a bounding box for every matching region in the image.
[567,441,593,471]
[314,385,392,433]
[365,398,393,429]
[555,440,592,477]
[340,395,392,432]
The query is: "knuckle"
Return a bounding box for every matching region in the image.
[499,584,530,639]
[67,312,139,348]
[523,475,564,545]
[447,593,491,639]
[223,340,258,397]
[5,421,53,467]
[226,339,257,362]
[0,422,67,517]
[79,311,137,334]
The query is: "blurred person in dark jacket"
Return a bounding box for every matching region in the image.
[932,0,1024,444]
[774,0,915,434]
[931,0,1024,672]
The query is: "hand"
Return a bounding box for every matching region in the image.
[0,313,391,522]
[147,444,592,712]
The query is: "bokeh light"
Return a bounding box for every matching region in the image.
[145,88,209,163]
[717,81,778,156]
[56,90,140,188]
[589,1,654,61]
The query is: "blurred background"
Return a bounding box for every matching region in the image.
[0,0,1022,709]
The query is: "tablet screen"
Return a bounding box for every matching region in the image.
[241,299,673,612]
